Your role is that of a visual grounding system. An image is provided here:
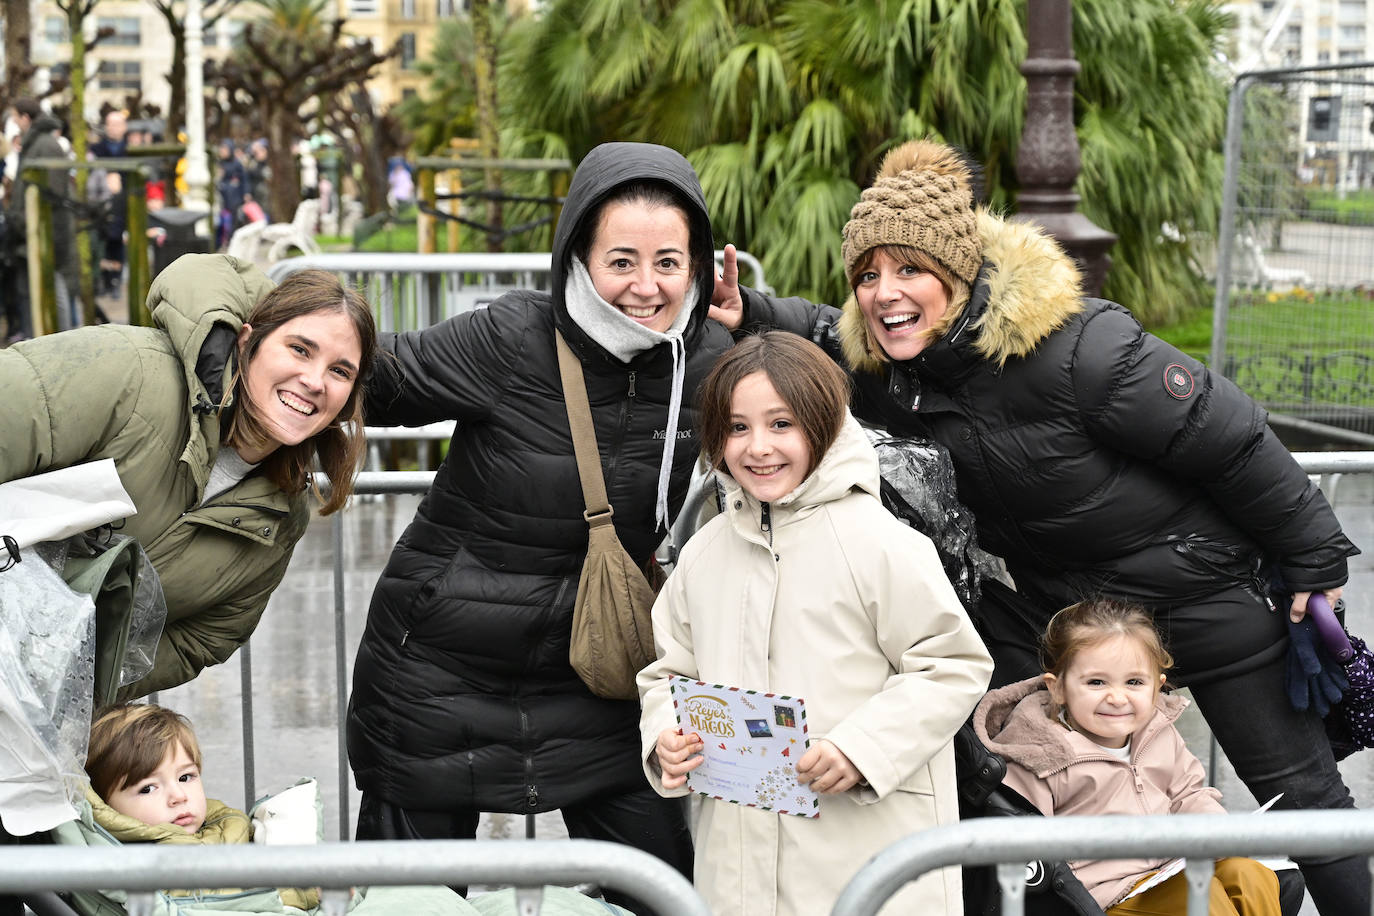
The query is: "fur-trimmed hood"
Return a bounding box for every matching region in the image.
[838,211,1084,373]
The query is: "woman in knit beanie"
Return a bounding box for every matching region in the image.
[714,136,1365,915]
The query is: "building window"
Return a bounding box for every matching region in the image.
[227,20,248,49]
[98,17,141,47]
[402,87,418,101]
[436,0,455,15]
[1339,25,1364,43]
[44,16,68,45]
[1285,24,1301,43]
[400,0,416,17]
[400,31,417,69]
[348,0,379,16]
[97,60,141,91]
[1339,49,1362,61]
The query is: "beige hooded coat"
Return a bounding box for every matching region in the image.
[638,416,993,916]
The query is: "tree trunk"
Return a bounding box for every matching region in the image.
[264,102,301,225]
[470,0,502,252]
[167,27,187,143]
[65,1,95,325]
[350,92,390,216]
[3,0,33,102]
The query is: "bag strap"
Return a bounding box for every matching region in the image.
[555,330,615,530]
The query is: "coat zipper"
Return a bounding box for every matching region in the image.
[604,370,637,488]
[520,703,538,809]
[760,502,773,548]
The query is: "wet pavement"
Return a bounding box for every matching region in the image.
[156,468,1374,912]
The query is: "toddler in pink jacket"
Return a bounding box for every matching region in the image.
[973,598,1281,915]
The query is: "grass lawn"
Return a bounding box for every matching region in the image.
[1151,290,1374,414]
[1303,189,1374,226]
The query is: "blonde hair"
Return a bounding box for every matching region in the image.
[846,244,971,359]
[86,704,203,801]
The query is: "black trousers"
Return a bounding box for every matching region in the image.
[1190,655,1369,916]
[356,786,693,916]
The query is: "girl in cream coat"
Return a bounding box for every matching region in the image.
[638,333,992,916]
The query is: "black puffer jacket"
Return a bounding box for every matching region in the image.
[745,211,1358,686]
[347,143,733,813]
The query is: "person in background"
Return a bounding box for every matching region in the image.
[216,138,246,249]
[89,108,129,299]
[4,98,77,334]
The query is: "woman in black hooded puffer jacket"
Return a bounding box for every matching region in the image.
[347,143,733,911]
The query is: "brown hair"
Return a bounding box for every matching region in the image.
[221,270,376,515]
[86,704,203,801]
[847,243,972,354]
[12,98,41,121]
[698,332,851,478]
[1040,597,1173,718]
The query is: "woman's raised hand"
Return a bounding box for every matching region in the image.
[655,727,704,790]
[709,244,744,332]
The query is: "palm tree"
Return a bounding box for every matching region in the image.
[489,0,1233,323]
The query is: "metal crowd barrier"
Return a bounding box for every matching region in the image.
[833,810,1374,916]
[267,249,774,334]
[0,839,712,916]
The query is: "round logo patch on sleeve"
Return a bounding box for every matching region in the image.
[1163,364,1195,399]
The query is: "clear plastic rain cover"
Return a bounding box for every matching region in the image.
[0,534,166,835]
[867,431,999,615]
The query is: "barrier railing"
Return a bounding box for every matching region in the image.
[833,810,1374,916]
[267,249,774,334]
[0,839,712,916]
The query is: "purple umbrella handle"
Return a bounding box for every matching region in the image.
[1307,594,1354,663]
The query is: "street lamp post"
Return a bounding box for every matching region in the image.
[1014,0,1116,297]
[183,0,212,217]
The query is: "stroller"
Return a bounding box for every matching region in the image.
[954,717,1308,916]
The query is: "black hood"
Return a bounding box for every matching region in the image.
[550,142,716,351]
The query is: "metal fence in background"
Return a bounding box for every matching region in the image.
[267,249,774,334]
[1213,60,1374,439]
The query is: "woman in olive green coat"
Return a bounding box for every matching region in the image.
[0,254,375,699]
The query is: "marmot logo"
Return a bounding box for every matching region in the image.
[1163,364,1194,399]
[653,429,695,440]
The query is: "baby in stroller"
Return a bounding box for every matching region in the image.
[58,702,473,916]
[964,599,1304,916]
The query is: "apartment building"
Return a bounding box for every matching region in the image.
[28,0,260,122]
[1226,0,1374,188]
